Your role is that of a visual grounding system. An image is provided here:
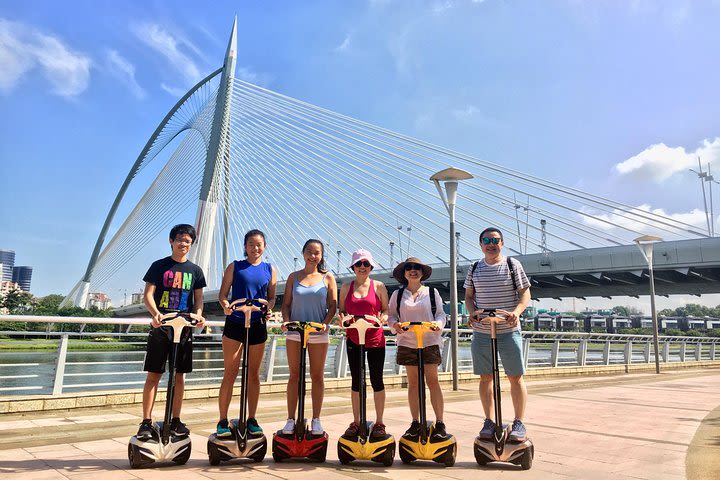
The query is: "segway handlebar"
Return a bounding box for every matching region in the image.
[159,312,205,343]
[397,321,440,350]
[338,314,381,346]
[469,309,511,336]
[282,321,327,334]
[229,297,269,328]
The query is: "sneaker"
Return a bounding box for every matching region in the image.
[479,418,495,439]
[216,419,232,438]
[247,417,263,433]
[136,419,154,441]
[344,421,360,436]
[434,421,447,437]
[311,418,324,435]
[404,420,420,436]
[281,418,295,435]
[170,417,189,436]
[371,422,386,438]
[509,419,527,442]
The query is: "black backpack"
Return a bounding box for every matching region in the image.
[470,257,518,291]
[395,286,438,320]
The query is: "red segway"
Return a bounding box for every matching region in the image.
[271,321,329,462]
[472,309,533,470]
[207,298,268,464]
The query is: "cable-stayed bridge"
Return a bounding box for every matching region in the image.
[63,19,720,311]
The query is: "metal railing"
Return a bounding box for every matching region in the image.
[1,315,718,396]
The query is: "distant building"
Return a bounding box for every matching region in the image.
[0,281,21,314]
[0,249,15,281]
[87,292,112,310]
[131,292,144,305]
[12,266,32,292]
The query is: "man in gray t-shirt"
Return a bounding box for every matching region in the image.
[463,227,530,442]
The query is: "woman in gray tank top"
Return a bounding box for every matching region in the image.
[280,239,338,436]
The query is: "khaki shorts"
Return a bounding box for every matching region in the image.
[396,345,441,366]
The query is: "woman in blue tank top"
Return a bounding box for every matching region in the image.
[215,229,277,437]
[280,239,338,436]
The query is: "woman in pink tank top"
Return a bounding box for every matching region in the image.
[338,249,389,438]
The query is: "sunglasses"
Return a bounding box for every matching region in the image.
[354,260,371,268]
[404,263,424,271]
[481,237,501,245]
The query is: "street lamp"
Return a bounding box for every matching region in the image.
[634,235,663,374]
[431,167,474,391]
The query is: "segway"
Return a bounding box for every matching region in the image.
[128,311,203,468]
[271,321,329,462]
[207,298,268,465]
[472,309,533,470]
[337,315,395,466]
[397,321,456,467]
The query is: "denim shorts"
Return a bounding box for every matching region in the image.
[471,330,525,376]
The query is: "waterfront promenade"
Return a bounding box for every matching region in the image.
[1,367,718,479]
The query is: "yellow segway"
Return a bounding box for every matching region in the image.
[337,315,395,466]
[397,321,456,467]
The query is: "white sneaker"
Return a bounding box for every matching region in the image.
[282,418,295,435]
[311,418,323,435]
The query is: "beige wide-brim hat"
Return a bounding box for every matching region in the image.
[392,257,432,284]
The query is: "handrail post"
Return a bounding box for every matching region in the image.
[679,341,686,362]
[603,341,611,365]
[523,337,530,369]
[577,339,587,366]
[695,342,701,361]
[624,341,633,365]
[441,337,451,372]
[52,335,69,395]
[662,341,670,362]
[264,335,277,383]
[710,342,716,361]
[550,340,560,367]
[334,336,347,378]
[643,341,651,363]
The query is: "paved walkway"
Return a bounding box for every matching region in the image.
[1,368,719,479]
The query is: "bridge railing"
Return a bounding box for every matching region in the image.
[0,315,718,396]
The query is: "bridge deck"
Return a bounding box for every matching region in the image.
[1,368,718,479]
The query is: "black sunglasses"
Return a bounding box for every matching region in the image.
[354,260,371,268]
[404,263,424,271]
[481,237,501,245]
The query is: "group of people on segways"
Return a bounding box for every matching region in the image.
[129,224,534,470]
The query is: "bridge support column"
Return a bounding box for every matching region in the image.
[577,339,587,366]
[264,336,277,382]
[624,341,633,365]
[550,340,560,367]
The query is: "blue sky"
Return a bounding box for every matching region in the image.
[1,0,719,312]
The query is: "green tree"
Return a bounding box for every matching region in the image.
[0,288,33,314]
[32,294,64,315]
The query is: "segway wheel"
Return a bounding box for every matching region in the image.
[311,443,327,463]
[519,446,533,470]
[207,441,221,466]
[337,444,353,465]
[251,441,267,462]
[172,442,192,465]
[399,446,415,464]
[381,443,395,467]
[442,443,456,467]
[128,443,145,469]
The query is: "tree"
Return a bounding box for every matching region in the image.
[0,288,33,314]
[32,294,64,315]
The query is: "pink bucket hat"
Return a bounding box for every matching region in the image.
[348,248,378,269]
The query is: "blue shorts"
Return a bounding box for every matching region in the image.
[471,330,525,377]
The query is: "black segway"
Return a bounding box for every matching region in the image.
[128,312,203,468]
[272,321,329,462]
[472,309,533,470]
[397,321,456,467]
[207,298,268,464]
[337,315,395,466]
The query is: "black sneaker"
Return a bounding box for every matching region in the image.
[247,417,263,434]
[434,421,447,437]
[404,420,420,436]
[170,417,189,436]
[136,419,154,441]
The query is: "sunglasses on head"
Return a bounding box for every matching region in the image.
[354,260,371,268]
[481,237,501,245]
[404,263,424,271]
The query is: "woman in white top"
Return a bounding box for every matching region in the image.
[387,257,447,437]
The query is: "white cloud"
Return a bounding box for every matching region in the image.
[132,22,202,84]
[451,104,480,119]
[0,18,91,97]
[235,67,273,87]
[580,204,709,235]
[334,34,351,53]
[106,49,145,99]
[614,138,720,183]
[160,83,186,97]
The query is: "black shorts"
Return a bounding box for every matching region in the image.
[223,319,268,345]
[396,345,442,366]
[143,326,193,374]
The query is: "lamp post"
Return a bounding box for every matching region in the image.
[634,235,663,374]
[431,167,474,391]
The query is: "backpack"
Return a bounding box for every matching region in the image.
[470,257,518,291]
[395,286,438,320]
